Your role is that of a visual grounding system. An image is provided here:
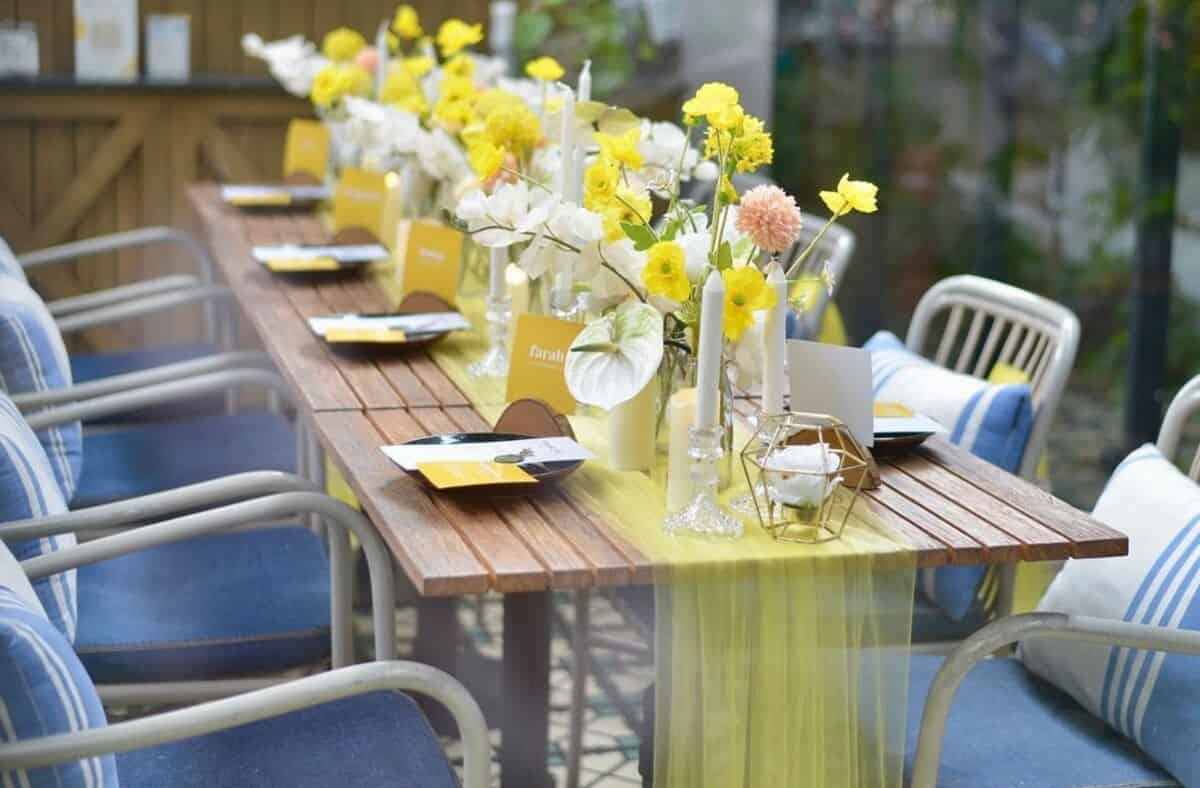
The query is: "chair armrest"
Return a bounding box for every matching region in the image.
[46,274,201,317]
[23,368,295,429]
[11,351,274,411]
[0,471,319,540]
[18,226,215,284]
[19,491,397,663]
[0,661,492,788]
[54,284,232,334]
[911,612,1200,787]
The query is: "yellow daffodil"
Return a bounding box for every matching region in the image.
[436,19,483,58]
[403,54,434,77]
[468,139,506,180]
[525,56,565,82]
[596,127,644,171]
[484,104,542,156]
[310,63,371,109]
[682,82,741,128]
[322,27,367,62]
[601,187,652,242]
[584,157,620,210]
[444,53,475,78]
[820,173,879,216]
[393,5,423,39]
[721,266,776,341]
[641,242,691,302]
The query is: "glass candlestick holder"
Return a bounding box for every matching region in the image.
[663,425,743,539]
[467,294,512,378]
[730,409,774,516]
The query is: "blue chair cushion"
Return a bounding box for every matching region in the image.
[72,409,296,508]
[75,527,331,682]
[0,585,119,788]
[70,342,224,423]
[115,691,457,787]
[865,330,1035,622]
[905,655,1176,787]
[0,393,77,641]
[0,277,82,500]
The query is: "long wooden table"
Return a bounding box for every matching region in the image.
[189,183,1128,787]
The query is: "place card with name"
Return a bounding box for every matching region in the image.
[383,436,594,471]
[506,314,585,415]
[221,184,332,208]
[283,119,330,181]
[308,312,471,343]
[395,220,464,306]
[415,461,538,490]
[253,244,388,273]
[333,168,389,241]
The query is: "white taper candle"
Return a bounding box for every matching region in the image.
[761,261,789,415]
[695,270,725,429]
[577,60,592,103]
[558,84,576,199]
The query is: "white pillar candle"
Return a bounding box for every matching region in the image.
[558,84,576,200]
[608,378,656,472]
[577,59,592,103]
[488,246,507,301]
[695,270,725,430]
[667,387,697,511]
[506,264,530,317]
[761,261,789,415]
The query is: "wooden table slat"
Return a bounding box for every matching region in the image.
[862,483,987,564]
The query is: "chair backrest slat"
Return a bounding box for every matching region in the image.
[906,275,1080,480]
[1156,376,1200,480]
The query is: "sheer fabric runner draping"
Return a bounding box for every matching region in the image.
[412,271,917,788]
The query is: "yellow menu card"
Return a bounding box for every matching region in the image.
[395,220,465,305]
[324,326,408,343]
[416,461,536,489]
[282,119,330,181]
[506,314,584,415]
[333,168,389,241]
[265,257,340,272]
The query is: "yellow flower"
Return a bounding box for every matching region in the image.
[484,104,542,156]
[525,56,565,82]
[433,97,474,131]
[381,66,419,104]
[322,27,367,62]
[584,157,620,210]
[820,173,879,216]
[440,74,477,104]
[595,127,643,171]
[396,92,429,114]
[387,32,399,52]
[721,266,776,341]
[444,53,475,78]
[468,139,506,180]
[731,115,773,173]
[436,19,483,58]
[717,174,739,205]
[403,54,434,77]
[393,5,423,39]
[311,63,371,109]
[641,242,690,302]
[682,82,741,127]
[601,187,651,242]
[472,88,522,119]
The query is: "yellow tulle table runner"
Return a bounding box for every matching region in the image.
[393,267,917,788]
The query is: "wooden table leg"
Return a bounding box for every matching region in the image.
[501,591,554,788]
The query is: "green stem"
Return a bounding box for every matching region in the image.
[785,213,840,279]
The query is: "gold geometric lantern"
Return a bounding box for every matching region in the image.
[739,412,873,543]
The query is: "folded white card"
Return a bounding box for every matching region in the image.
[252,244,388,264]
[223,184,332,202]
[382,437,595,471]
[787,340,875,447]
[874,414,946,437]
[308,312,470,337]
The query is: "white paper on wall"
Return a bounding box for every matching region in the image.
[74,0,138,81]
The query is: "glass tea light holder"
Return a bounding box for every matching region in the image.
[740,412,872,544]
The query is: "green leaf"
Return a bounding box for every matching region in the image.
[675,299,700,328]
[621,221,656,251]
[660,221,678,242]
[716,241,733,271]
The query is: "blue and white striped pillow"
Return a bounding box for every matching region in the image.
[865,331,1036,620]
[0,584,118,787]
[0,277,81,501]
[0,236,28,283]
[0,392,77,642]
[1021,444,1200,787]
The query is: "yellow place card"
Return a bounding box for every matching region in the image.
[395,220,465,306]
[416,461,537,489]
[228,192,291,208]
[324,326,408,344]
[333,168,389,241]
[506,314,584,415]
[283,119,330,180]
[265,257,340,272]
[873,401,913,418]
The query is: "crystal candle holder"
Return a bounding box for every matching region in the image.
[663,425,743,539]
[467,294,512,378]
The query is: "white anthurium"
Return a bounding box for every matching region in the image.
[566,301,665,410]
[242,34,327,97]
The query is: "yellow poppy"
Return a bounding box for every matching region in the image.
[403,54,434,77]
[584,157,620,210]
[444,53,474,78]
[525,56,565,82]
[468,140,506,180]
[311,63,371,109]
[436,19,483,58]
[322,28,367,63]
[682,82,739,120]
[721,266,776,340]
[393,5,423,39]
[819,173,879,216]
[641,242,691,302]
[595,127,643,171]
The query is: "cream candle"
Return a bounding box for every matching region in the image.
[762,261,788,415]
[695,270,725,429]
[667,387,698,511]
[608,379,656,472]
[488,247,507,301]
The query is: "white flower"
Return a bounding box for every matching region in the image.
[456,182,556,248]
[676,231,711,284]
[548,203,605,250]
[469,55,509,88]
[640,121,701,185]
[729,314,766,389]
[693,159,720,182]
[242,34,328,97]
[416,129,470,183]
